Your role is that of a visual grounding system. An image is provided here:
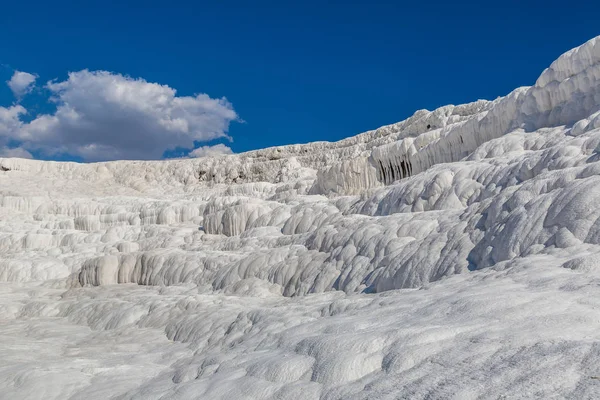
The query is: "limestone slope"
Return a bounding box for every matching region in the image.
[1,36,600,399]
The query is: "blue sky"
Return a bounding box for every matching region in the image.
[1,0,598,161]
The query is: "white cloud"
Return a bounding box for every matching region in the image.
[189,144,233,158]
[0,106,26,151]
[0,70,239,161]
[0,146,33,159]
[0,105,25,134]
[7,71,37,98]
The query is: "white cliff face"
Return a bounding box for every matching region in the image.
[2,36,600,399]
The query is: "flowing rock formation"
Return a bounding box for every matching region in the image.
[1,36,600,399]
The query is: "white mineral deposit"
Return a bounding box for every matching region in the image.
[2,36,600,399]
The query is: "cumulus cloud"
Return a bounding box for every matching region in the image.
[189,144,233,158]
[7,71,37,98]
[0,106,26,152]
[0,105,25,133]
[0,146,33,159]
[0,70,239,161]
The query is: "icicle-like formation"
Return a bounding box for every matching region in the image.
[1,36,600,400]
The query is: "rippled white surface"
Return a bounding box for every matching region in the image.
[2,36,600,399]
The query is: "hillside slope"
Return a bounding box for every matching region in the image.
[1,36,600,399]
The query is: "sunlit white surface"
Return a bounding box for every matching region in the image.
[2,36,600,399]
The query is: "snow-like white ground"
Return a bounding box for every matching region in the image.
[2,36,600,399]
